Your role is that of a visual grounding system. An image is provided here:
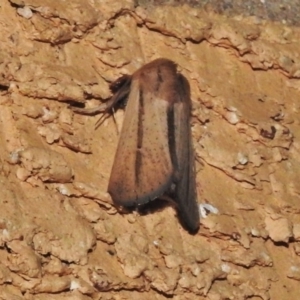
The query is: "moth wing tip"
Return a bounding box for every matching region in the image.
[183,218,200,233]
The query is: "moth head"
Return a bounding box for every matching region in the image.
[108,74,132,110]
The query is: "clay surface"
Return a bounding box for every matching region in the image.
[1,0,300,299]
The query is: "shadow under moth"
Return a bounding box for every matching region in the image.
[73,58,200,232]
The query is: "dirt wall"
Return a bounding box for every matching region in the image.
[1,1,300,299]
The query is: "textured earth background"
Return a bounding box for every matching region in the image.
[1,0,300,299]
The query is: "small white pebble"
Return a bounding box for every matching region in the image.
[251,228,260,236]
[17,6,33,19]
[43,107,50,115]
[2,229,9,239]
[260,251,272,265]
[9,151,21,164]
[290,265,300,272]
[57,184,71,196]
[226,106,238,112]
[191,264,201,276]
[237,152,248,165]
[199,203,219,218]
[70,280,80,290]
[9,82,18,92]
[42,107,57,123]
[225,111,239,124]
[153,240,159,246]
[221,263,231,273]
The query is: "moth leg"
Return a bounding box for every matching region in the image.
[71,103,108,115]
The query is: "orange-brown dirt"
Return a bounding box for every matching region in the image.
[1,1,300,299]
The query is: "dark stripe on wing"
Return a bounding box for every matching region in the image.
[135,89,144,186]
[167,106,179,182]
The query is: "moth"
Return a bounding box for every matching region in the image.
[73,58,200,232]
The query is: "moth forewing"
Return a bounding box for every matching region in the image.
[107,79,140,205]
[134,95,174,199]
[171,74,200,231]
[108,72,174,206]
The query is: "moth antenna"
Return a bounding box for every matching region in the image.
[95,112,109,129]
[94,107,121,135]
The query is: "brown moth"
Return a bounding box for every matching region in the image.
[73,58,200,232]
